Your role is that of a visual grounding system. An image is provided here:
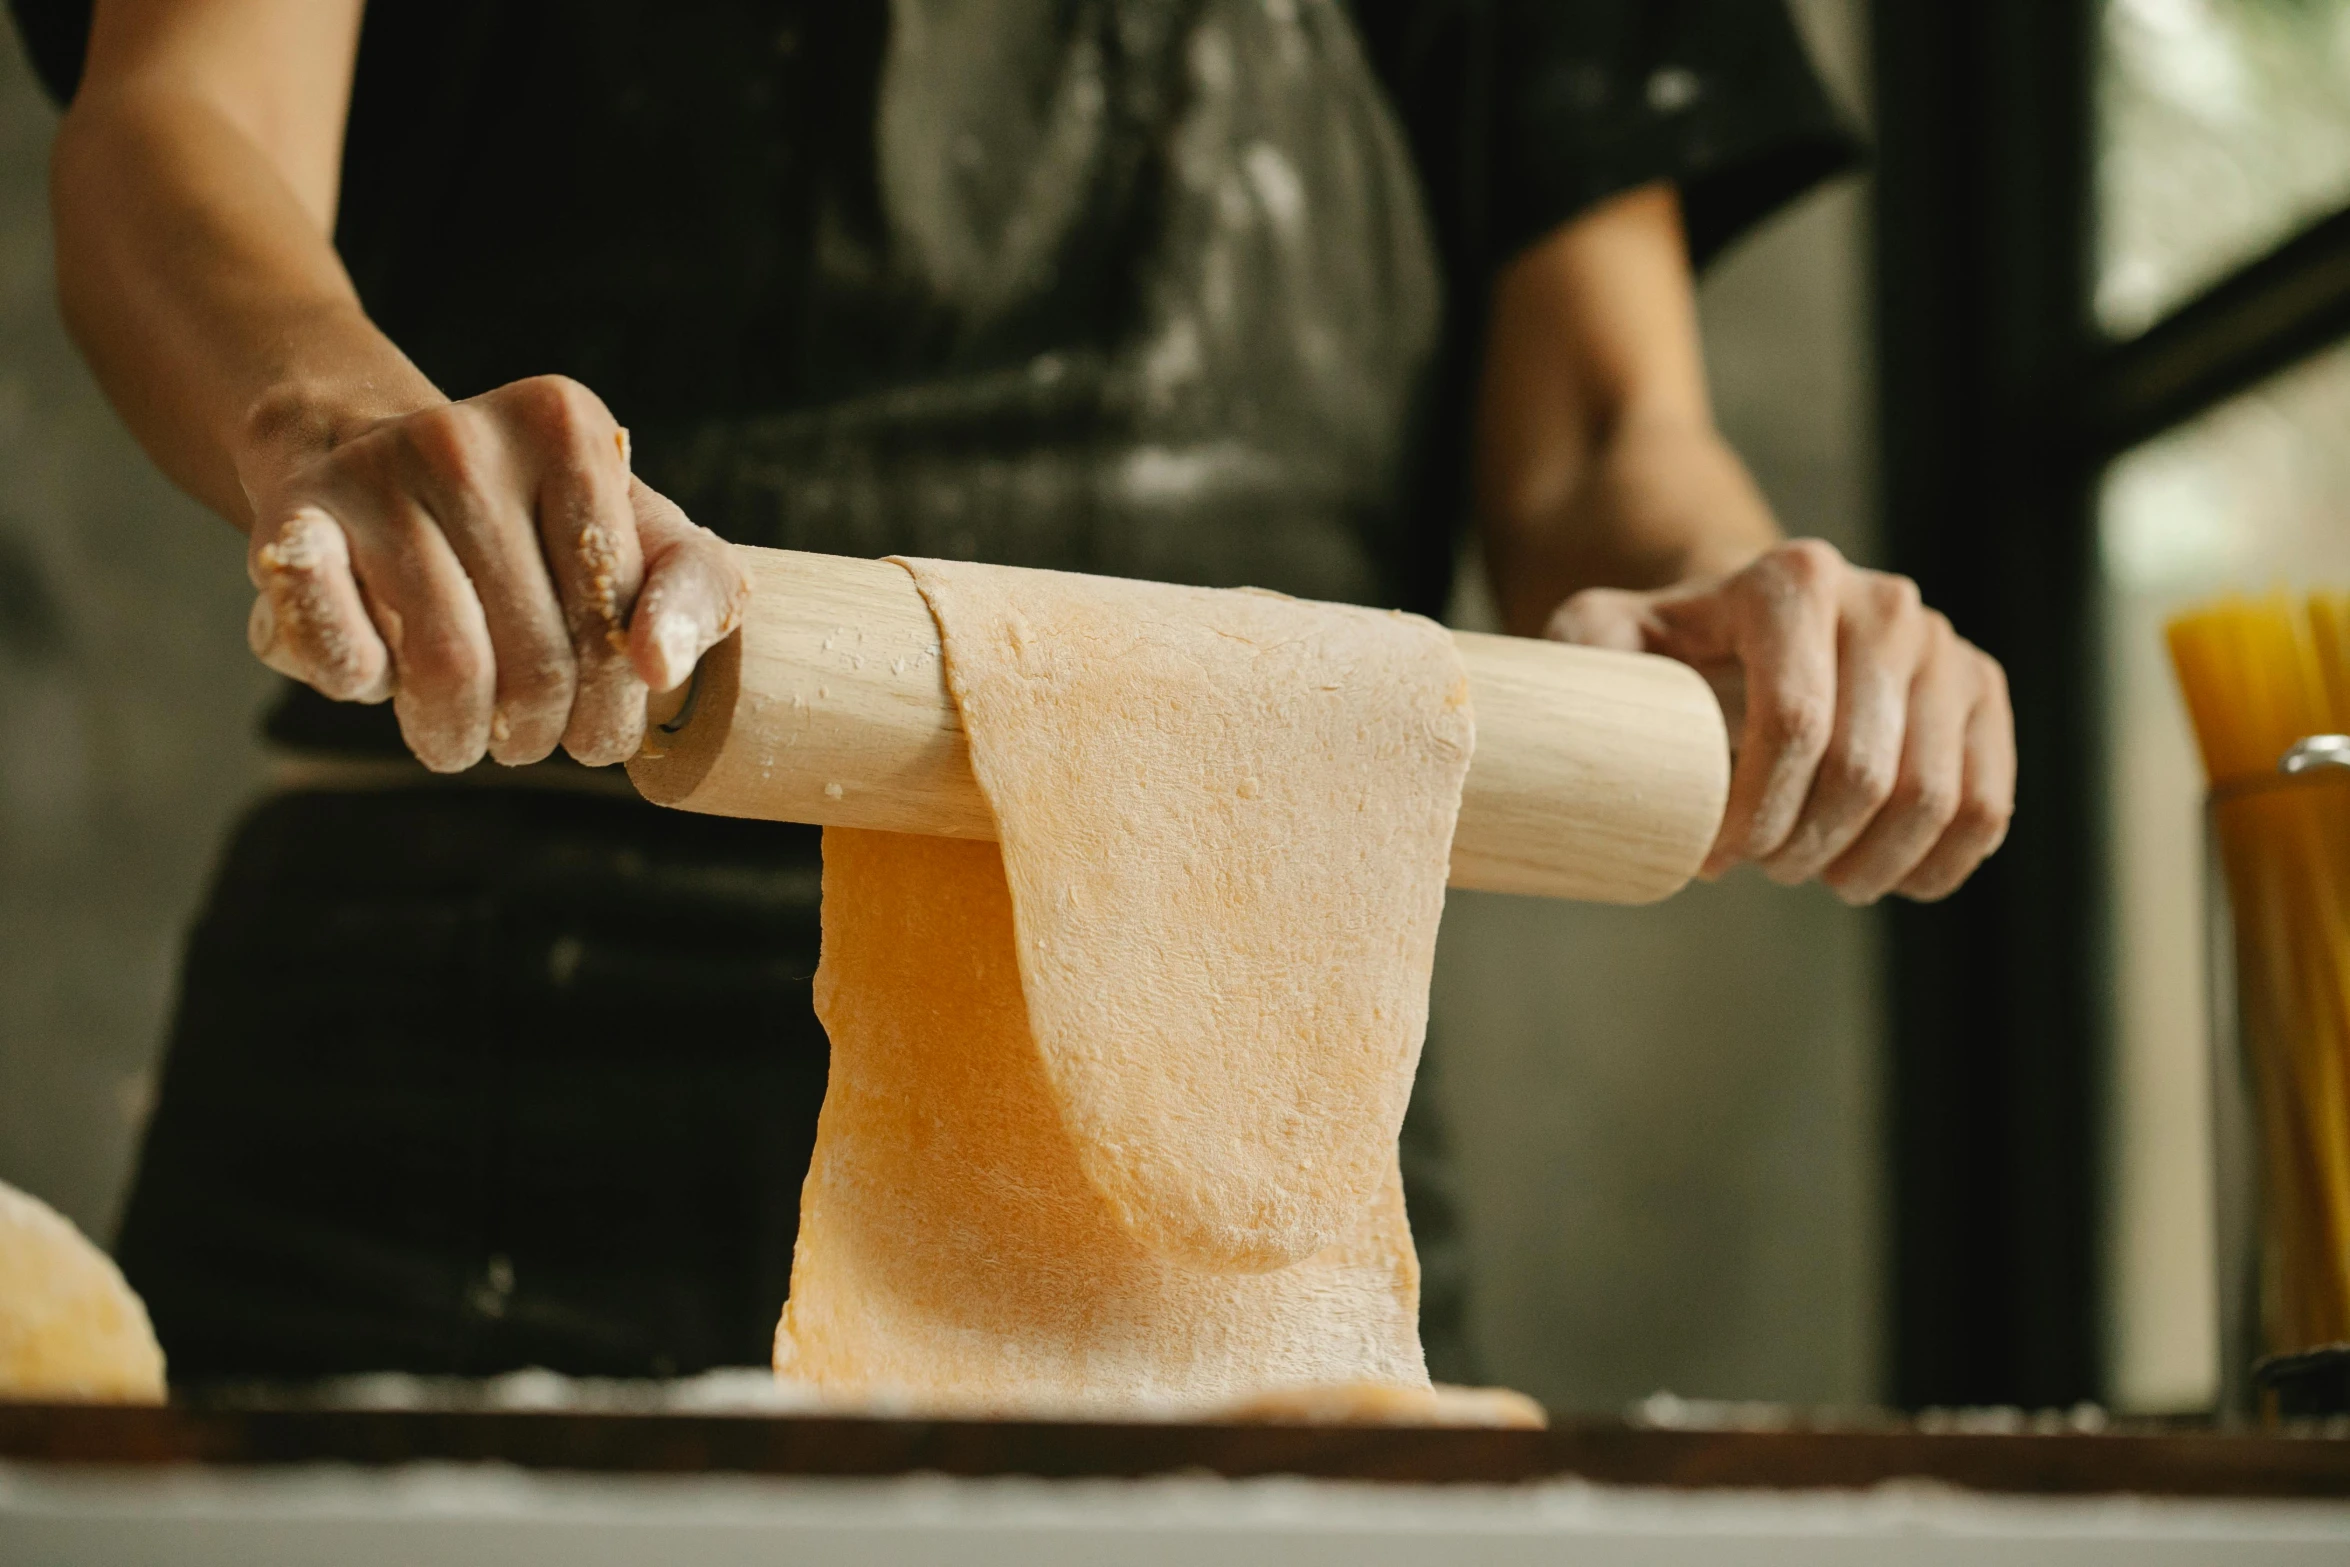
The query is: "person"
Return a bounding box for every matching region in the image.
[16,0,2013,1382]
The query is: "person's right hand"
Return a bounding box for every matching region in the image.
[237,375,748,773]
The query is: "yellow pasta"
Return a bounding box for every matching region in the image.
[2169,593,2350,1354]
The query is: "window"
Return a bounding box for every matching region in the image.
[2099,0,2350,336]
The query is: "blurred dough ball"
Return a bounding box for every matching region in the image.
[1218,1382,1547,1428]
[0,1179,165,1402]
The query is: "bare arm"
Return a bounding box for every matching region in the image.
[1477,184,2014,904]
[52,0,745,772]
[1476,184,1777,635]
[56,0,410,521]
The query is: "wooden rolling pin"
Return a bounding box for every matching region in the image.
[628,549,1729,903]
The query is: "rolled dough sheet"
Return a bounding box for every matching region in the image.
[775,561,1481,1417]
[897,559,1474,1270]
[0,1179,166,1403]
[776,828,1428,1414]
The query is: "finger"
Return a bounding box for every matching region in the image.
[1898,657,2017,900]
[1820,617,1971,904]
[245,507,393,703]
[498,376,646,766]
[330,485,498,773]
[626,480,749,693]
[1759,575,1927,885]
[396,403,577,765]
[1678,542,1841,875]
[1551,584,1753,768]
[1543,587,1655,653]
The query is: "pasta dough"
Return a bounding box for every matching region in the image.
[1219,1381,1547,1427]
[775,560,1485,1417]
[0,1179,165,1403]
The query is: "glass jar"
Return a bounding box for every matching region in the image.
[2209,735,2350,1420]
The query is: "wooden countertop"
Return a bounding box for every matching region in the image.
[5,1401,2348,1499]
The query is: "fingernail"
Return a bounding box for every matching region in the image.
[246,595,277,656]
[656,612,698,686]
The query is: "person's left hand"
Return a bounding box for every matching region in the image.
[1547,539,2015,903]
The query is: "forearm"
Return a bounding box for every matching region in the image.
[1474,183,1779,637]
[1482,416,1779,636]
[51,84,437,529]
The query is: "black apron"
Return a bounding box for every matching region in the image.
[120,792,825,1376]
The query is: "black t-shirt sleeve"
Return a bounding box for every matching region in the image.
[6,0,91,106]
[1355,0,1863,276]
[1491,0,1861,267]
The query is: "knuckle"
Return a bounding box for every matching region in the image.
[1920,609,1957,658]
[1773,538,1845,590]
[1889,771,1960,828]
[1824,745,1898,809]
[1869,571,1923,622]
[1978,648,2012,701]
[1955,788,2013,843]
[397,408,494,497]
[506,374,612,445]
[1736,542,1845,622]
[1758,692,1833,754]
